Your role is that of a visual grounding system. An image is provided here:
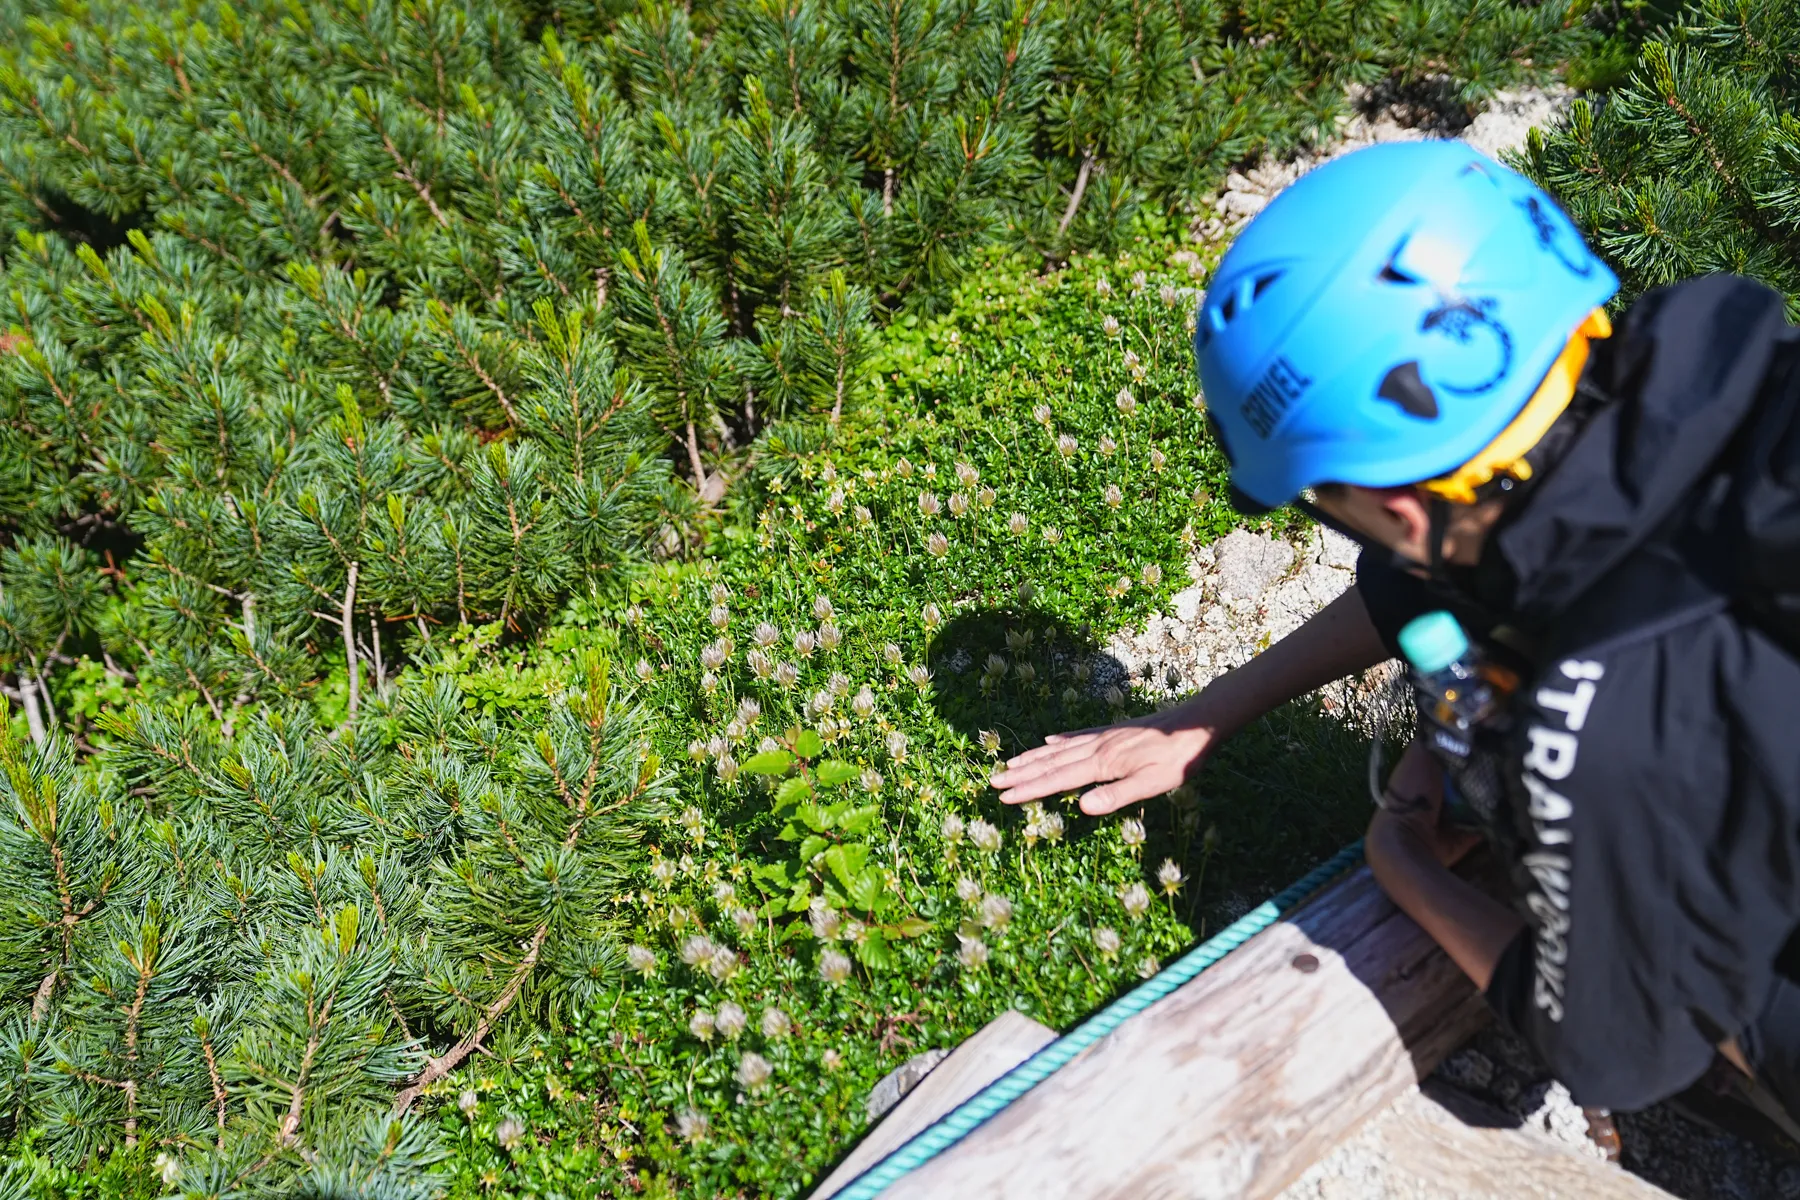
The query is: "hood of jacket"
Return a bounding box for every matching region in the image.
[1476,274,1798,624]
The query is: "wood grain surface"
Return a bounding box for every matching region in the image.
[876,863,1492,1200]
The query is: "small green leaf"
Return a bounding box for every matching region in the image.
[846,865,883,910]
[822,843,869,891]
[794,729,824,759]
[815,760,860,787]
[775,775,814,806]
[853,929,891,969]
[799,801,833,833]
[799,835,829,864]
[887,916,932,939]
[838,805,881,837]
[741,749,793,775]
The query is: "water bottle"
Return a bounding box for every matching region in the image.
[1396,610,1510,830]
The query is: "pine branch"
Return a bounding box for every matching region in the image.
[342,562,360,722]
[392,923,548,1113]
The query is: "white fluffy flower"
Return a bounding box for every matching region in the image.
[1102,315,1121,337]
[1093,927,1122,957]
[926,531,949,557]
[909,663,933,688]
[496,1116,526,1150]
[921,603,942,629]
[1008,512,1029,536]
[1103,484,1123,508]
[1056,433,1078,458]
[1120,882,1152,919]
[941,814,966,843]
[813,595,835,621]
[1032,404,1053,426]
[809,899,843,941]
[680,934,716,966]
[1157,858,1185,896]
[884,642,904,664]
[819,622,842,650]
[676,1108,709,1143]
[752,620,780,648]
[626,945,658,977]
[715,1001,747,1040]
[1115,387,1137,415]
[969,819,1002,854]
[886,730,908,761]
[793,628,818,657]
[955,876,982,904]
[918,491,941,517]
[979,893,1013,932]
[761,1007,792,1039]
[957,933,990,970]
[819,947,853,984]
[1120,817,1146,849]
[689,1008,717,1041]
[736,1051,773,1091]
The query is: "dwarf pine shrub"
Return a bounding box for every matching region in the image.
[1521,0,1800,311]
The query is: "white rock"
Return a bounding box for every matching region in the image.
[1171,586,1206,623]
[1317,527,1361,571]
[1221,190,1268,217]
[1213,529,1295,601]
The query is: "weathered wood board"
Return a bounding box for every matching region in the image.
[867,863,1493,1200]
[811,1009,1057,1200]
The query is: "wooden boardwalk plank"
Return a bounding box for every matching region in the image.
[876,863,1492,1200]
[811,1010,1057,1200]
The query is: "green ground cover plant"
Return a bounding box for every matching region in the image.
[397,246,1392,1197]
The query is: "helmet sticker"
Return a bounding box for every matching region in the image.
[1420,297,1514,396]
[1517,195,1595,278]
[1376,361,1439,420]
[1240,355,1314,438]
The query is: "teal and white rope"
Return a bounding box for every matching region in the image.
[827,839,1368,1200]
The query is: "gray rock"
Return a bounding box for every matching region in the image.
[1213,529,1296,601]
[865,1048,950,1122]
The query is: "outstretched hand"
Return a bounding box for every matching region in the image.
[989,707,1223,815]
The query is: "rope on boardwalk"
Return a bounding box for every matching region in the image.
[826,839,1368,1200]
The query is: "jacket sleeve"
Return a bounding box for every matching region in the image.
[1355,553,1434,657]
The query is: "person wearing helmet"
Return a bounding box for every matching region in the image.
[993,141,1800,1147]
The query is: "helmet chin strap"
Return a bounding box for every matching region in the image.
[1425,495,1455,581]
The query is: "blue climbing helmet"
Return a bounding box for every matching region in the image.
[1195,141,1619,512]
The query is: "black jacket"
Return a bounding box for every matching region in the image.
[1358,275,1800,1111]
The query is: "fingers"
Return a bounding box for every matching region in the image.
[1001,730,1101,771]
[1078,772,1173,815]
[993,756,1100,805]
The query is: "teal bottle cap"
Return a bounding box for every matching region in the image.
[1398,610,1469,674]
